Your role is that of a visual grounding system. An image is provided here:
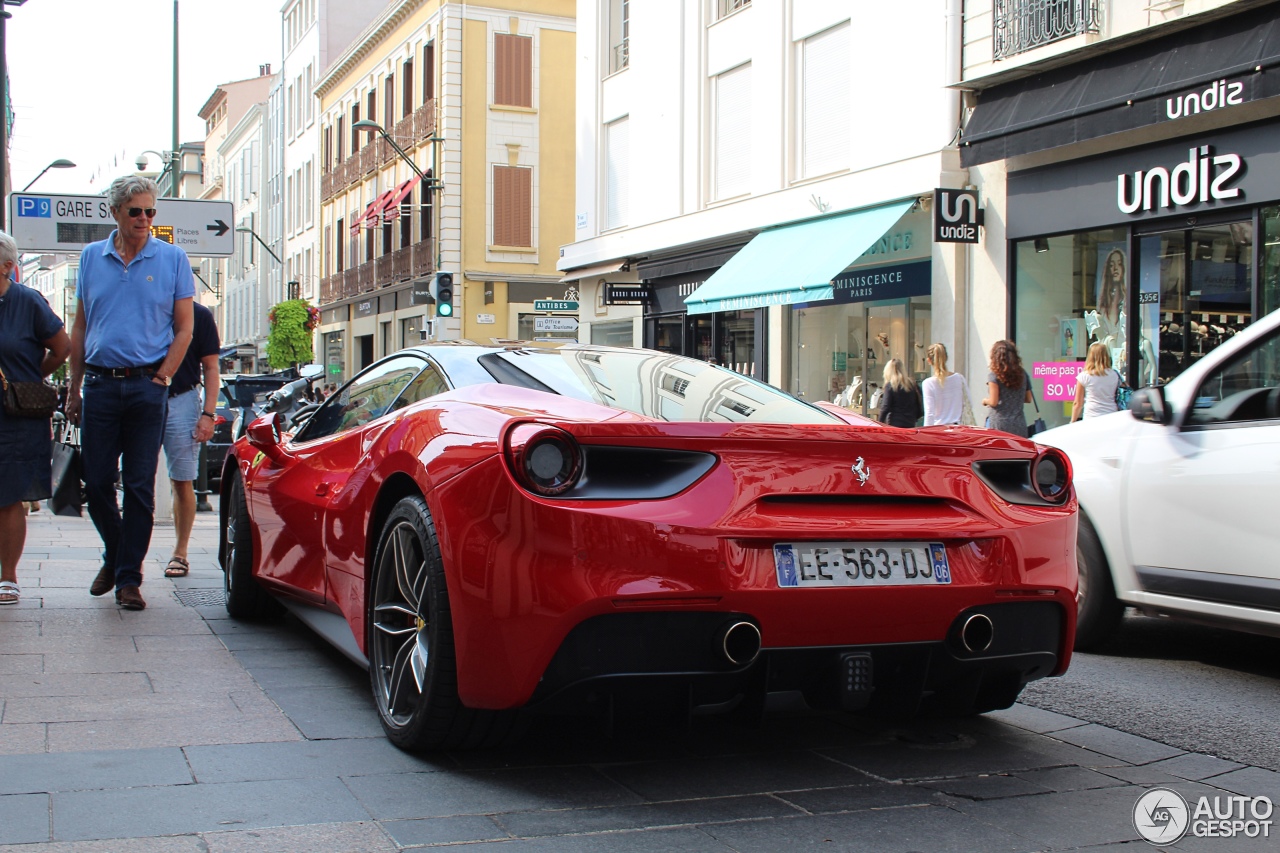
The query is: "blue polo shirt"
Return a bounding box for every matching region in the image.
[76,231,196,367]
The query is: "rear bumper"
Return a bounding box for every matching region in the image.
[527,601,1064,718]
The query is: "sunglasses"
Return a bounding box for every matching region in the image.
[124,207,158,218]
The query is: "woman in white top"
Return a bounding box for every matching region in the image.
[921,342,969,425]
[1071,342,1121,423]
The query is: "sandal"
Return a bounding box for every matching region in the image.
[0,580,19,605]
[164,556,190,578]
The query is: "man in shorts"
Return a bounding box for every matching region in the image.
[161,301,220,578]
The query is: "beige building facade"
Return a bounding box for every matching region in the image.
[316,0,575,384]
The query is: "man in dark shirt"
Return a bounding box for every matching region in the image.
[160,301,220,578]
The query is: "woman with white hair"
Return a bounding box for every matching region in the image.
[0,230,72,604]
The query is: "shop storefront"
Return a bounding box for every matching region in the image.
[963,4,1280,430]
[638,246,763,375]
[788,206,934,417]
[1007,120,1280,429]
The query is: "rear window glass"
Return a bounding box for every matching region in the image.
[485,347,839,424]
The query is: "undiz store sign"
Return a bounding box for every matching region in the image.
[1116,146,1243,215]
[1164,79,1246,121]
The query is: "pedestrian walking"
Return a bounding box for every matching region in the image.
[877,358,923,428]
[161,301,221,579]
[65,176,195,611]
[982,339,1033,436]
[921,342,971,425]
[1070,341,1121,423]
[0,230,72,604]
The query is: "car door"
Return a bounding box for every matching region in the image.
[250,356,429,600]
[1123,329,1280,596]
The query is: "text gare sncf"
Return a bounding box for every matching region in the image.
[1116,146,1243,215]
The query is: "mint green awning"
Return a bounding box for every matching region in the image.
[683,200,916,314]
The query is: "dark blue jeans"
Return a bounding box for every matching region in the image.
[81,373,169,591]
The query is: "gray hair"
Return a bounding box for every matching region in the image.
[108,175,160,209]
[0,230,17,267]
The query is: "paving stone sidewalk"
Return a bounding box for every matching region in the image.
[2,509,1277,851]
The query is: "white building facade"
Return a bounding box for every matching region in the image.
[219,102,270,366]
[560,0,967,417]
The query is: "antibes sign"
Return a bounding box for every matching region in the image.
[1116,145,1243,215]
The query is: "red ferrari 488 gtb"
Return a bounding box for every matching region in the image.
[220,344,1077,751]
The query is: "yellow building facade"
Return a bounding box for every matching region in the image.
[315,0,574,382]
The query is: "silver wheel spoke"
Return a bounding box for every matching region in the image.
[385,633,418,715]
[411,631,429,691]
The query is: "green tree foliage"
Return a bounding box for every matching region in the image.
[266,299,317,370]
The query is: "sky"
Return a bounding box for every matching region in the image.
[6,0,282,197]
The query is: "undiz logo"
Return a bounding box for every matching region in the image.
[1166,79,1245,120]
[1116,146,1243,214]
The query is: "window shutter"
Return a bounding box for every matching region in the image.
[714,65,751,201]
[801,24,849,179]
[605,118,628,230]
[493,166,532,246]
[495,34,532,107]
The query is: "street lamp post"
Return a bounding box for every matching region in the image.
[20,158,76,192]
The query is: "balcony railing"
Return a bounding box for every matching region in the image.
[359,144,379,176]
[341,268,359,299]
[413,99,436,142]
[356,260,375,293]
[323,274,351,305]
[320,170,336,201]
[993,0,1100,60]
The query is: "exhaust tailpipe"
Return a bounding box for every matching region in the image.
[960,613,994,653]
[717,621,762,666]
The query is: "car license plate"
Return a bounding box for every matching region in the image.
[774,542,951,588]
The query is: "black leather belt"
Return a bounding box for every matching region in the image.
[85,363,162,378]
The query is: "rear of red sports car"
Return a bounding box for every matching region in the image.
[228,344,1076,751]
[430,410,1077,723]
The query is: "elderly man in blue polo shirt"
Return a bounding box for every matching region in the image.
[66,176,195,611]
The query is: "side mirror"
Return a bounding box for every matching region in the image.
[246,412,288,462]
[1130,386,1172,425]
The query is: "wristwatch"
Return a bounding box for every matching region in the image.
[201,411,216,420]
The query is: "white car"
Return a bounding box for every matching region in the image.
[1036,307,1280,650]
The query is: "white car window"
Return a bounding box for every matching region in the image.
[1186,332,1280,426]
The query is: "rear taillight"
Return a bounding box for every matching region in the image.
[1032,448,1072,504]
[504,424,583,496]
[214,415,227,426]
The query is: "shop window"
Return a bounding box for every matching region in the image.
[1265,206,1280,318]
[1137,223,1253,388]
[1013,228,1126,430]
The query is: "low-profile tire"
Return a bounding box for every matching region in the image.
[368,495,521,751]
[1074,516,1124,651]
[223,474,282,620]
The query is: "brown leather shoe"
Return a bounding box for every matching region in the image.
[90,564,116,597]
[116,585,146,611]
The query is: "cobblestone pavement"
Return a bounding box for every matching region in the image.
[1,509,1277,851]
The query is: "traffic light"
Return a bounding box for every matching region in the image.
[433,271,454,318]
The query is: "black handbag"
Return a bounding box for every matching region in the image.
[0,362,58,419]
[1027,386,1048,437]
[48,423,83,517]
